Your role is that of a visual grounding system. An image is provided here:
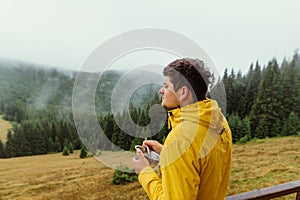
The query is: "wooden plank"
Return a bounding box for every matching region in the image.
[226,180,300,200]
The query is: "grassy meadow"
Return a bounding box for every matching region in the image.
[0,136,299,200]
[0,115,12,142]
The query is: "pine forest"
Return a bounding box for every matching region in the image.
[0,51,299,158]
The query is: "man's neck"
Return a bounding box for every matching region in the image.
[179,97,196,108]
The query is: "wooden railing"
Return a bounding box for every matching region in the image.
[226,180,300,200]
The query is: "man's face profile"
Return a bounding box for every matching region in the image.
[159,76,180,110]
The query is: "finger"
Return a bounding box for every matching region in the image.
[143,140,153,147]
[136,148,141,153]
[136,148,143,155]
[133,152,142,162]
[136,149,147,160]
[134,153,140,160]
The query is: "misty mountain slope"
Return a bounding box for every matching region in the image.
[0,62,161,119]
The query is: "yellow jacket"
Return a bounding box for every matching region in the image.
[139,99,232,200]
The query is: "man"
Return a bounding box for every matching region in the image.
[133,58,232,199]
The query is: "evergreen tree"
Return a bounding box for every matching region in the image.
[101,113,115,148]
[137,109,149,127]
[15,130,32,156]
[279,58,299,120]
[5,130,15,158]
[235,70,246,117]
[68,142,74,153]
[111,121,120,151]
[293,51,300,116]
[112,111,132,150]
[54,136,61,152]
[243,62,262,117]
[281,51,300,119]
[239,117,251,143]
[209,77,227,114]
[228,114,242,143]
[250,59,282,138]
[129,103,139,124]
[255,116,269,139]
[117,130,131,150]
[223,69,235,115]
[47,138,56,152]
[281,112,300,136]
[80,145,88,158]
[62,146,70,156]
[0,140,6,158]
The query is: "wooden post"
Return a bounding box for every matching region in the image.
[296,191,300,200]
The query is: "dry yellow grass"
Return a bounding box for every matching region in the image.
[0,115,12,142]
[0,151,146,200]
[228,136,300,199]
[0,136,299,200]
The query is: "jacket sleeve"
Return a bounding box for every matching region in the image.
[138,167,164,200]
[138,141,200,200]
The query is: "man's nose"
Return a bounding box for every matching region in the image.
[159,87,164,94]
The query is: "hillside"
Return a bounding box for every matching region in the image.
[0,63,160,117]
[0,136,299,200]
[0,63,162,157]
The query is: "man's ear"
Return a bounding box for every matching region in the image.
[180,86,189,100]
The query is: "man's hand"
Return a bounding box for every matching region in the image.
[132,148,150,174]
[143,140,163,154]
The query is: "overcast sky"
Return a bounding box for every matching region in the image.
[1,0,299,74]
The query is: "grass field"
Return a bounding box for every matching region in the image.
[0,136,299,200]
[0,115,12,142]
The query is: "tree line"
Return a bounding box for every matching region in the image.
[220,50,300,143]
[0,94,167,158]
[0,51,300,158]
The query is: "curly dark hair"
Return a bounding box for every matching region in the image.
[163,58,211,101]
